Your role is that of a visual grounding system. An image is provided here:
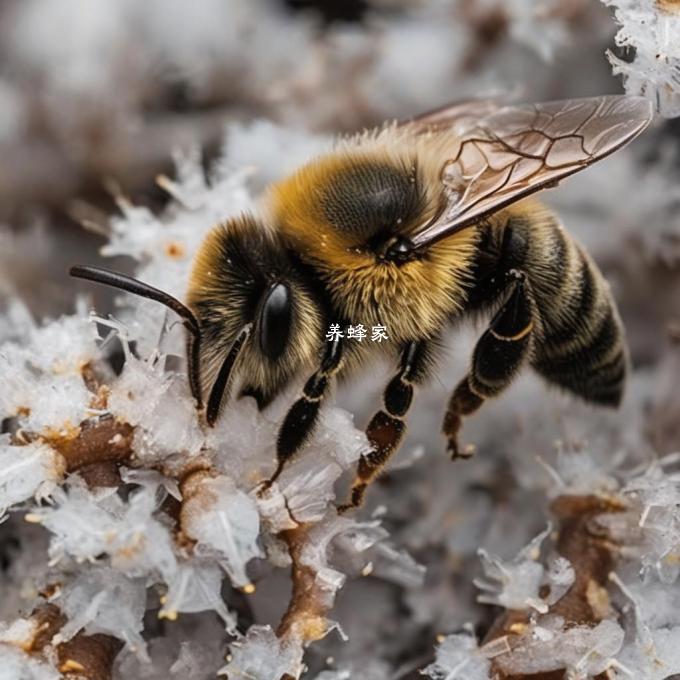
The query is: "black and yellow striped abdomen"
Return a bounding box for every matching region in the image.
[529,228,627,407]
[470,202,627,407]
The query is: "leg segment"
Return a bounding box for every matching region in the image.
[260,335,344,492]
[339,340,428,512]
[206,323,253,426]
[444,270,535,459]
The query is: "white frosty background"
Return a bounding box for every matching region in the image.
[0,1,680,679]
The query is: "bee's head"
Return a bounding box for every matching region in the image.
[187,214,325,412]
[70,214,325,425]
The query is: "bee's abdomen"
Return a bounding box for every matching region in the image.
[529,224,627,407]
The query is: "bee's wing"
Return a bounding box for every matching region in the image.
[397,98,503,134]
[409,95,653,250]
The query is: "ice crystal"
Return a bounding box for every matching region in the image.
[421,630,491,680]
[0,313,98,433]
[107,351,204,466]
[493,617,625,676]
[180,474,263,587]
[475,525,573,613]
[604,0,680,117]
[160,562,235,630]
[597,457,680,583]
[0,646,60,680]
[52,567,147,654]
[0,439,64,519]
[34,477,177,580]
[219,625,302,680]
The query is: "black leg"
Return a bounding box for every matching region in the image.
[443,269,535,458]
[339,340,428,512]
[186,332,203,409]
[259,334,344,493]
[205,323,253,426]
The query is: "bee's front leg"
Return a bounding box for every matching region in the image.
[443,269,535,459]
[338,339,429,513]
[258,334,344,495]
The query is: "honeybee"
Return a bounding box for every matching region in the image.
[71,95,653,511]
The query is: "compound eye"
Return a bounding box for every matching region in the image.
[258,282,292,360]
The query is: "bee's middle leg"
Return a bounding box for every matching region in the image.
[443,269,535,459]
[338,339,429,512]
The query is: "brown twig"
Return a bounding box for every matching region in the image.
[42,416,134,490]
[277,523,333,644]
[484,494,626,680]
[57,632,123,680]
[11,605,122,680]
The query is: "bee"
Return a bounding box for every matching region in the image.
[71,95,653,511]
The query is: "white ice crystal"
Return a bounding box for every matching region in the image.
[160,562,235,630]
[35,477,177,579]
[612,576,680,678]
[421,630,491,680]
[603,0,680,117]
[270,406,368,525]
[0,617,39,648]
[0,438,64,518]
[539,445,621,499]
[0,312,98,433]
[219,625,302,680]
[0,646,60,680]
[107,350,204,466]
[493,617,625,677]
[180,474,263,587]
[293,514,398,609]
[96,151,253,360]
[598,458,680,583]
[366,541,426,588]
[207,398,366,529]
[53,566,148,655]
[223,120,332,191]
[474,525,574,613]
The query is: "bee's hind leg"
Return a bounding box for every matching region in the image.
[338,339,430,513]
[443,269,535,459]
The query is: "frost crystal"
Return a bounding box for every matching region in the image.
[421,631,491,680]
[493,618,625,677]
[53,567,148,655]
[107,352,204,466]
[0,439,64,518]
[161,562,235,630]
[35,477,177,579]
[0,313,97,432]
[219,625,302,680]
[180,474,263,587]
[603,0,680,117]
[0,646,60,680]
[475,525,573,613]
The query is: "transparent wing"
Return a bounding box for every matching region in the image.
[409,95,653,250]
[397,98,502,134]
